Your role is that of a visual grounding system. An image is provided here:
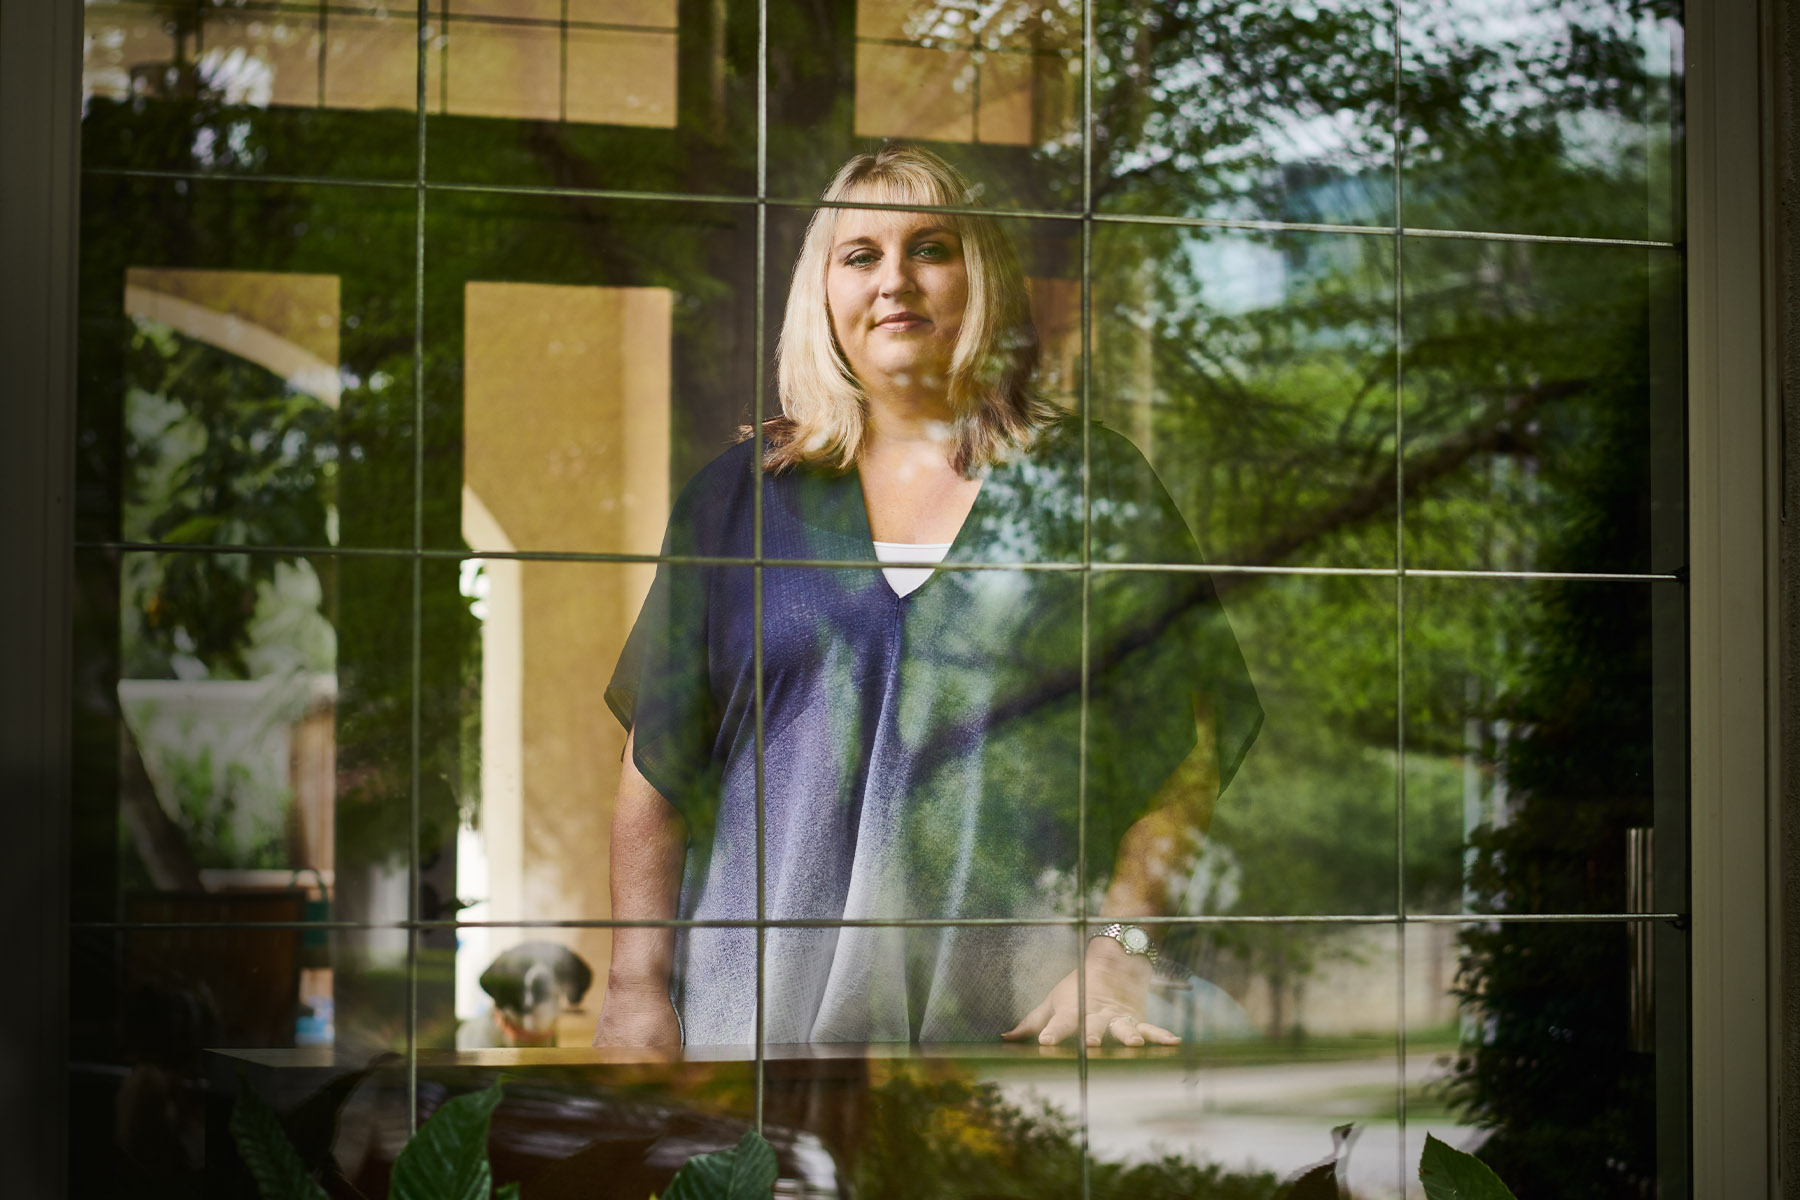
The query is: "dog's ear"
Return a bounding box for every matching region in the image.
[550,944,595,1005]
[480,941,595,1007]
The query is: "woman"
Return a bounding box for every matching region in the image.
[595,144,1260,1049]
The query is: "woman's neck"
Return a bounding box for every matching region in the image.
[856,386,983,543]
[862,384,957,457]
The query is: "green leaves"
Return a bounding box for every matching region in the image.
[389,1084,508,1200]
[662,1129,779,1200]
[232,1082,515,1200]
[228,1084,330,1200]
[1418,1134,1518,1200]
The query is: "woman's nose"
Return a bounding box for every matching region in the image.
[877,255,916,297]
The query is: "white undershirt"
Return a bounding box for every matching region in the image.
[871,540,952,598]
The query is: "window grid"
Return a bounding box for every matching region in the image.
[72,0,1688,1190]
[76,166,1684,249]
[750,0,769,1133]
[407,0,430,1131]
[1390,1,1407,1171]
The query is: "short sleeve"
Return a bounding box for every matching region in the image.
[605,454,740,823]
[1085,427,1263,813]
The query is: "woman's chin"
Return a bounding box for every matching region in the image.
[863,362,952,396]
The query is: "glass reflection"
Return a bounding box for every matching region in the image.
[1410,921,1667,1198]
[425,192,756,554]
[437,5,677,126]
[445,559,659,925]
[426,0,756,193]
[1091,0,1397,226]
[1400,0,1681,240]
[852,0,1080,147]
[1118,572,1400,920]
[78,175,417,550]
[68,925,407,1198]
[97,549,345,897]
[1092,222,1398,569]
[81,2,420,178]
[72,541,424,1080]
[117,266,341,549]
[1082,924,1405,1197]
[1403,577,1671,916]
[767,0,1084,211]
[1402,239,1682,576]
[77,545,421,940]
[445,1054,766,1197]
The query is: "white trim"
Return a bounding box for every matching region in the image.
[1686,0,1778,1193]
[122,279,342,408]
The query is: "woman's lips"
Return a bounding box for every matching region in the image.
[875,312,929,330]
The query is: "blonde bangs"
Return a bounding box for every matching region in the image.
[764,145,1058,476]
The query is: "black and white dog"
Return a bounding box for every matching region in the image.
[459,941,594,1048]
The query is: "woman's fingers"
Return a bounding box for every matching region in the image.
[1036,1004,1083,1045]
[1084,1011,1181,1047]
[1088,1011,1132,1046]
[1002,997,1054,1041]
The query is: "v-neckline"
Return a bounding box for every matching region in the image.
[849,461,993,599]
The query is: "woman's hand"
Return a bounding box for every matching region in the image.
[1001,936,1178,1047]
[591,978,681,1050]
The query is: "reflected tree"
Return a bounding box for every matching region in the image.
[76,0,1678,1188]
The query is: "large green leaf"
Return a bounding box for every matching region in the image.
[1418,1134,1518,1200]
[662,1129,779,1200]
[389,1083,506,1200]
[228,1085,330,1200]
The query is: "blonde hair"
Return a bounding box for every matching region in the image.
[761,144,1060,476]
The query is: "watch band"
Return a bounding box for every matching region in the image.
[1093,921,1160,965]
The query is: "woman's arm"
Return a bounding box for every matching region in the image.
[1103,695,1219,920]
[1004,699,1218,1046]
[592,730,687,1049]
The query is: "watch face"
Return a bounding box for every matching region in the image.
[1121,927,1151,954]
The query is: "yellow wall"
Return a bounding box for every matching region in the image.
[462,282,672,1028]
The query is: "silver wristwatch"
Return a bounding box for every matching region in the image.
[1093,922,1159,965]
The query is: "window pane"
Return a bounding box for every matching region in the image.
[1400,0,1681,241]
[445,559,674,926]
[767,0,1083,212]
[746,565,1088,927]
[1401,239,1683,576]
[758,202,1085,563]
[426,193,757,555]
[1092,571,1398,918]
[71,548,416,923]
[426,0,755,194]
[1092,223,1399,570]
[81,2,420,179]
[69,926,413,1197]
[1092,0,1397,226]
[1412,921,1675,1197]
[761,958,1085,1195]
[1403,577,1680,917]
[78,176,417,552]
[1084,924,1403,1196]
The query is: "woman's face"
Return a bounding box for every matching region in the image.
[825,208,969,396]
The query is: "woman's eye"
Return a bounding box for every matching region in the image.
[845,251,877,268]
[913,242,947,260]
